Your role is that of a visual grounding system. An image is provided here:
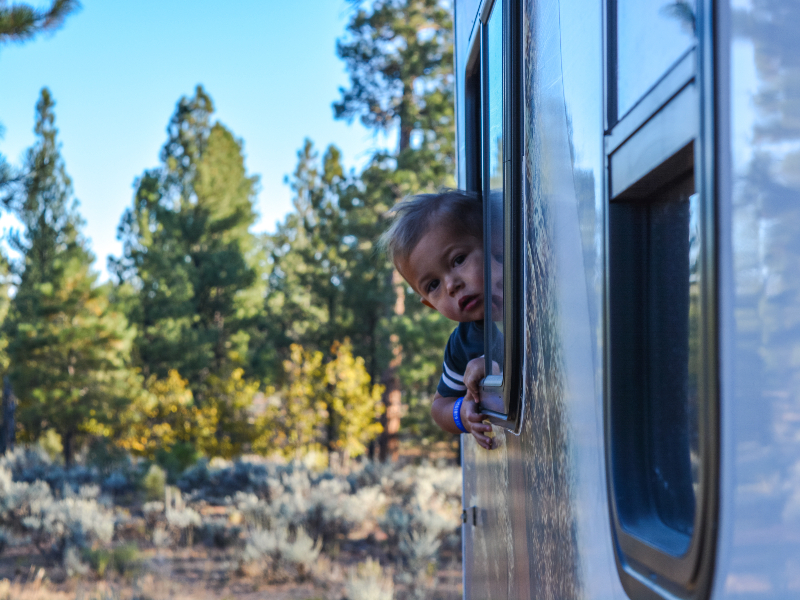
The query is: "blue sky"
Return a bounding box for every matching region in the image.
[0,0,393,277]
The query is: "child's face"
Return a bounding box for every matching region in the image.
[397,223,490,323]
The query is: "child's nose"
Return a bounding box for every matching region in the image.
[446,275,463,295]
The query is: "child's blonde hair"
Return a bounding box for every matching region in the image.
[380,189,482,266]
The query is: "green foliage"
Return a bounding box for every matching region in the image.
[82,543,142,578]
[4,88,137,466]
[142,464,166,502]
[38,429,63,462]
[110,542,142,576]
[256,341,383,460]
[82,547,111,577]
[336,0,454,162]
[0,0,80,45]
[113,86,265,396]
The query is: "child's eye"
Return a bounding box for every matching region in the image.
[454,254,466,266]
[427,279,440,293]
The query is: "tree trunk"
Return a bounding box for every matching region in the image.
[378,269,406,462]
[63,430,73,468]
[0,377,16,455]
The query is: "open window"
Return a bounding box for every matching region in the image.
[605,0,718,598]
[463,0,522,432]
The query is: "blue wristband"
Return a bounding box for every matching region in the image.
[453,396,467,433]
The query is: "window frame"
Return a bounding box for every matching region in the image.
[464,0,523,432]
[603,0,720,598]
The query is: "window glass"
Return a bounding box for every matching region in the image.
[609,170,699,554]
[617,0,696,117]
[484,0,504,381]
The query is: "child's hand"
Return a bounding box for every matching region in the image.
[463,356,486,403]
[461,396,494,450]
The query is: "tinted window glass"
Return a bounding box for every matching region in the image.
[617,0,696,117]
[609,170,699,554]
[484,0,504,380]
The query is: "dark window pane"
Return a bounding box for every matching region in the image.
[484,0,504,382]
[617,0,696,117]
[609,172,699,554]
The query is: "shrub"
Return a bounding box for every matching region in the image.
[111,543,142,576]
[142,464,166,501]
[345,558,394,600]
[155,441,200,482]
[83,547,112,577]
[23,490,115,560]
[200,519,241,549]
[235,492,280,530]
[39,429,63,462]
[165,486,200,545]
[240,525,321,582]
[177,456,276,500]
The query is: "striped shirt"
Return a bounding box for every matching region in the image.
[437,321,491,397]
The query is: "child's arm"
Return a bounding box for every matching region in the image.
[431,392,494,450]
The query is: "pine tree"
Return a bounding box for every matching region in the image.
[0,0,81,193]
[5,88,135,465]
[114,86,264,390]
[0,0,79,44]
[258,140,351,371]
[335,0,455,459]
[336,0,454,161]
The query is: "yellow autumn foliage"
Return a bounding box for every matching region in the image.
[254,340,384,460]
[118,369,260,460]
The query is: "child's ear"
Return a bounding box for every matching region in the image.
[420,297,435,310]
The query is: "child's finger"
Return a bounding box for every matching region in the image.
[466,417,492,434]
[472,432,493,449]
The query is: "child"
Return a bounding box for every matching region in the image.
[380,189,499,450]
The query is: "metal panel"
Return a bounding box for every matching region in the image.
[455,0,484,190]
[713,0,800,597]
[460,0,629,596]
[609,82,698,198]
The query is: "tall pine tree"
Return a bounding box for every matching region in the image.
[113,86,265,400]
[5,88,135,465]
[1,0,81,193]
[335,0,455,459]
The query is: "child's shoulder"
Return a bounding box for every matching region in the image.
[445,321,484,361]
[451,320,483,341]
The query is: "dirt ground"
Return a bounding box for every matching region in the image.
[0,542,462,600]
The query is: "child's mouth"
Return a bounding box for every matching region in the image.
[459,295,480,312]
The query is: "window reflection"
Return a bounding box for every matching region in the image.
[485,0,504,380]
[609,168,699,554]
[617,0,696,117]
[688,192,700,496]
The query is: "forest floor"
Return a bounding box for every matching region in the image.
[0,524,463,600]
[0,443,463,600]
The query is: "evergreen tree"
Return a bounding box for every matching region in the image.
[5,88,135,465]
[258,140,351,374]
[0,0,81,193]
[113,86,265,398]
[335,0,455,459]
[0,0,79,44]
[336,0,454,162]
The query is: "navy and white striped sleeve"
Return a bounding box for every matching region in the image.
[437,328,469,397]
[439,359,467,396]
